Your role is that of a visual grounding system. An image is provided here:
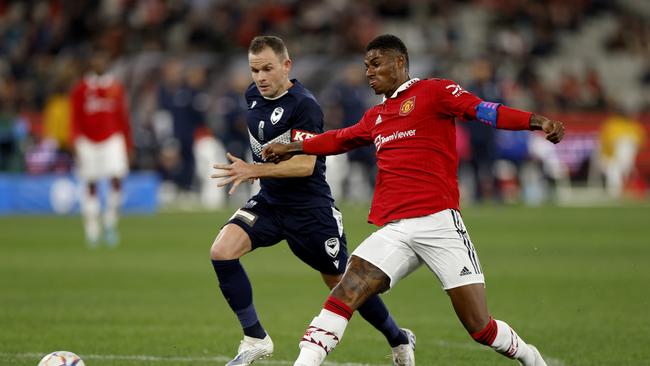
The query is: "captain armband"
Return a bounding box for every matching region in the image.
[475,101,501,128]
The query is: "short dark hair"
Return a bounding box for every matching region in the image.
[249,35,289,60]
[366,34,409,70]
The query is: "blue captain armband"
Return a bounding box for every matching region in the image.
[476,102,501,128]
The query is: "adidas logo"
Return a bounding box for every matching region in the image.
[459,266,472,276]
[375,115,382,125]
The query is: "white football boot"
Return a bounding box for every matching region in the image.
[391,328,416,366]
[520,345,547,366]
[226,334,273,366]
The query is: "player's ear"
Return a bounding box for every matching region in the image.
[283,58,292,74]
[396,55,406,71]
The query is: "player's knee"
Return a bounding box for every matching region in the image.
[210,228,251,260]
[210,240,239,260]
[331,273,379,309]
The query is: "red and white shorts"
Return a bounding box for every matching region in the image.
[75,134,129,181]
[352,209,485,290]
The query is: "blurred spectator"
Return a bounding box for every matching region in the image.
[156,59,207,192]
[494,130,530,202]
[0,103,27,172]
[598,108,647,198]
[194,125,227,210]
[215,71,250,161]
[322,64,375,201]
[464,59,502,202]
[583,67,607,111]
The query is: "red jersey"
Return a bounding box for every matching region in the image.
[70,74,132,148]
[303,78,531,226]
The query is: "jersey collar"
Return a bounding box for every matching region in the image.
[383,78,421,101]
[262,90,288,100]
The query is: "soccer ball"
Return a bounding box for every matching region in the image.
[38,351,85,366]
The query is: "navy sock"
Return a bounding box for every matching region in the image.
[212,259,266,339]
[358,295,408,347]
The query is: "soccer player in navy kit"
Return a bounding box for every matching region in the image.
[210,36,415,366]
[264,35,565,366]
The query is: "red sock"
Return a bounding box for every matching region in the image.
[323,296,353,320]
[471,317,498,346]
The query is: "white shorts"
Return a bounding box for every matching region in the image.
[75,134,129,181]
[352,209,485,290]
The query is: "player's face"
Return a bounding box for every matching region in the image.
[249,47,292,98]
[364,49,406,97]
[90,52,110,75]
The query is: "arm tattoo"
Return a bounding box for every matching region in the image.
[286,141,304,154]
[331,256,391,310]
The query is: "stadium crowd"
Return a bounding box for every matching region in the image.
[1,0,648,204]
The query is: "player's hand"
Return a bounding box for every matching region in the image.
[531,114,565,144]
[262,143,294,164]
[211,153,257,195]
[541,118,565,144]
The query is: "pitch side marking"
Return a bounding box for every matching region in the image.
[1,346,566,366]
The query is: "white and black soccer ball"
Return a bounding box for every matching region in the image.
[38,351,85,366]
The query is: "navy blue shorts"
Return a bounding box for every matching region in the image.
[227,194,348,275]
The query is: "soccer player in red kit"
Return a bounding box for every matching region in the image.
[263,35,564,366]
[70,50,132,247]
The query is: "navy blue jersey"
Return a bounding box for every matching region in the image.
[245,80,333,208]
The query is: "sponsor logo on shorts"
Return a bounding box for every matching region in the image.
[325,237,340,258]
[459,266,472,276]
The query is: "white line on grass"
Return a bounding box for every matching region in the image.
[2,344,565,366]
[1,352,379,366]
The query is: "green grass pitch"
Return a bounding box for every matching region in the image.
[2,204,650,365]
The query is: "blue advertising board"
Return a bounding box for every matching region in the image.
[0,172,159,215]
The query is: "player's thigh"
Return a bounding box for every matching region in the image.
[211,195,284,260]
[351,221,421,289]
[101,134,129,178]
[407,209,484,290]
[283,206,348,275]
[75,137,102,181]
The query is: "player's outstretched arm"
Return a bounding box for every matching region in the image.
[529,114,565,144]
[212,151,316,194]
[262,141,304,163]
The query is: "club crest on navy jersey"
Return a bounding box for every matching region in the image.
[270,107,284,124]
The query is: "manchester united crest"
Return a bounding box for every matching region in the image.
[399,96,416,116]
